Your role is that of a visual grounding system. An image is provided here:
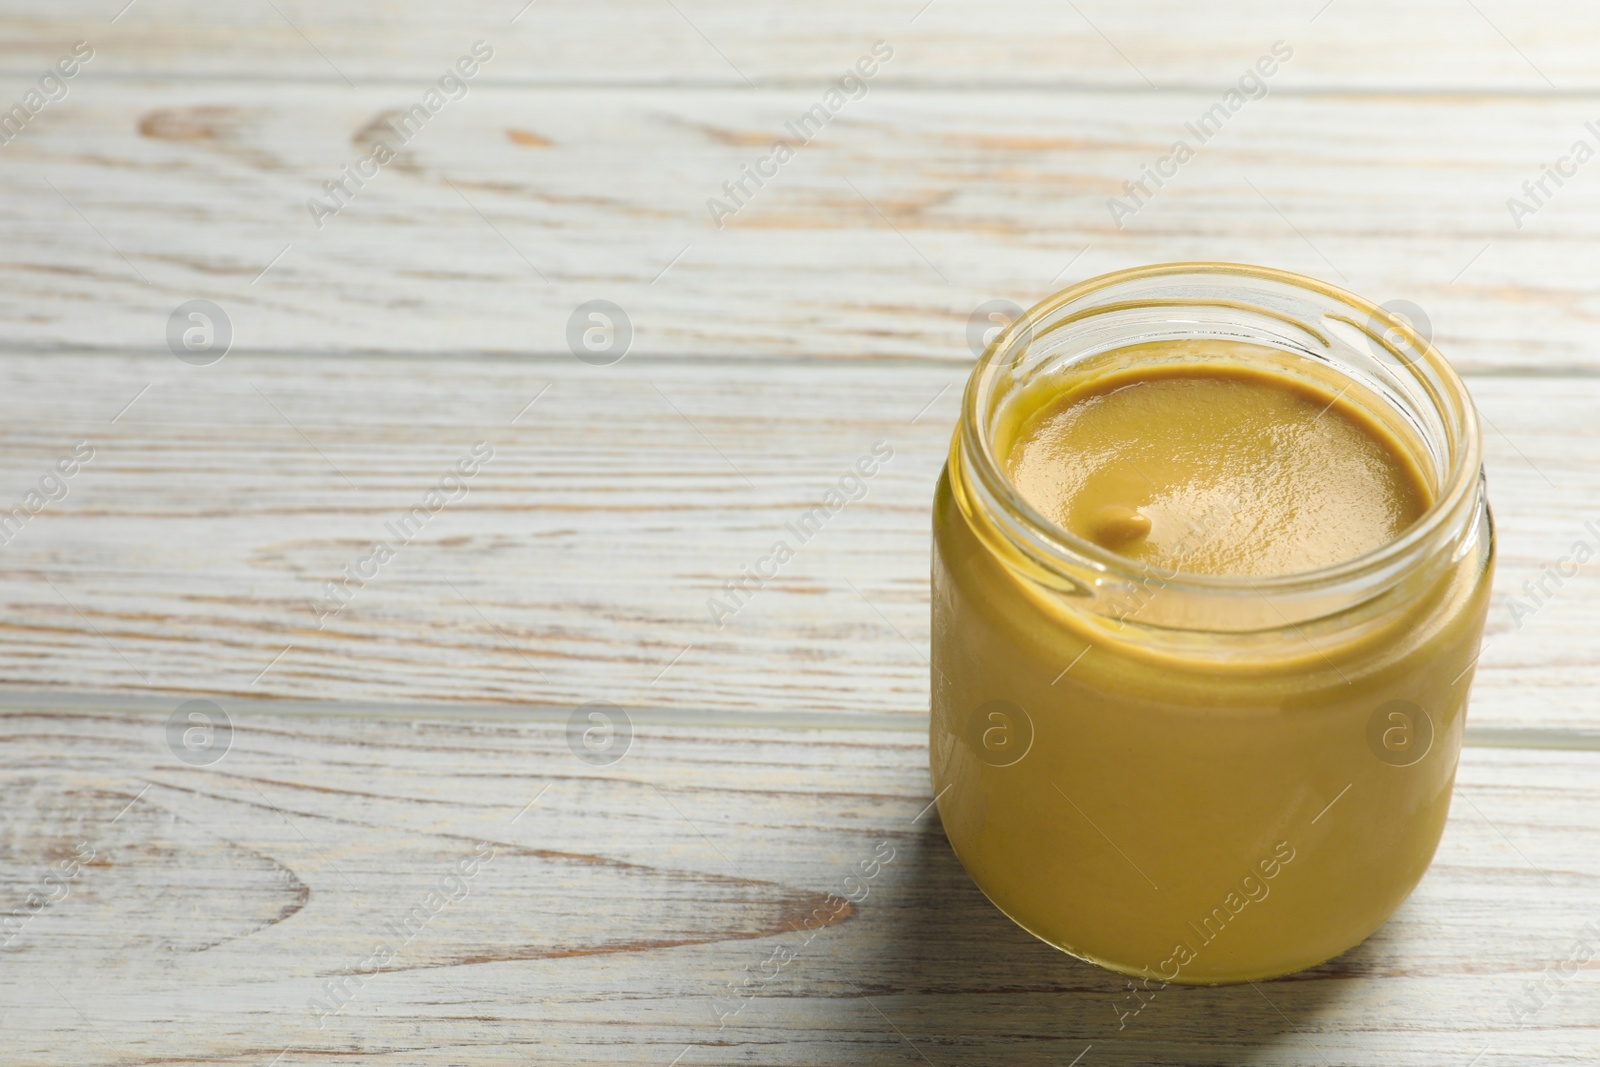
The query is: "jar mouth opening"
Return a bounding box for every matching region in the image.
[958,262,1483,600]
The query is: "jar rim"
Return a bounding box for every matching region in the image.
[956,261,1484,603]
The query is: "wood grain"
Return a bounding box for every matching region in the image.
[0,352,1596,734]
[3,4,1598,1060]
[0,81,1597,366]
[0,707,1595,1066]
[2,0,1595,90]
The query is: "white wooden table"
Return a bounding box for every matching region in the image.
[2,3,1597,1063]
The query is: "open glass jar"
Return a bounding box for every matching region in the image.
[930,263,1494,985]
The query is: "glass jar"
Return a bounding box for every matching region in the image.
[930,263,1494,985]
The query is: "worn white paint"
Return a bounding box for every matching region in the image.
[0,708,1595,1066]
[0,83,1593,363]
[3,1,1595,90]
[2,4,1598,1061]
[0,353,1595,733]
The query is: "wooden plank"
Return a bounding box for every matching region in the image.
[1,83,1598,366]
[0,352,1595,733]
[0,707,1594,1065]
[1,0,1597,90]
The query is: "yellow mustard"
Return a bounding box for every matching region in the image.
[930,265,1494,985]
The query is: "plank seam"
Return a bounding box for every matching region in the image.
[0,689,1594,751]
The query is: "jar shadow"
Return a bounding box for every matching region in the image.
[843,817,1363,1066]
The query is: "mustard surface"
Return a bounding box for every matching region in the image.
[1004,360,1431,577]
[930,341,1493,985]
